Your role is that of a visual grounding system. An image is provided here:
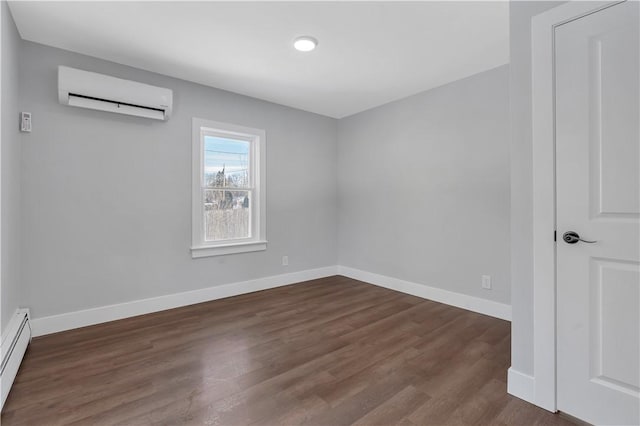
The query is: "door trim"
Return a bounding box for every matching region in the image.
[530,0,625,412]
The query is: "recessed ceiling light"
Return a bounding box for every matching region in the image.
[294,36,318,52]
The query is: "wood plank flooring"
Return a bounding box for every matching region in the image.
[2,276,575,425]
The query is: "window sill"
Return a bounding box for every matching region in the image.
[191,240,267,258]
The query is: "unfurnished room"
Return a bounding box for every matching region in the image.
[0,1,638,425]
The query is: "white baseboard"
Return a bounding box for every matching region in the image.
[30,264,513,337]
[337,266,512,321]
[507,367,536,404]
[30,266,338,337]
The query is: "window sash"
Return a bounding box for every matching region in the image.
[200,128,255,190]
[202,188,253,242]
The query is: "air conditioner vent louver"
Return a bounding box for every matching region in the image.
[68,93,166,112]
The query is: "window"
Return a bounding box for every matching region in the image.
[191,118,266,257]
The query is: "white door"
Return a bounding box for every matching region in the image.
[555,1,640,425]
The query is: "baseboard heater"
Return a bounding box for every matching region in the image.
[1,309,31,409]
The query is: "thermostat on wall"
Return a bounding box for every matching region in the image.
[20,112,32,133]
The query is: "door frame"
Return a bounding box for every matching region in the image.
[530,0,626,412]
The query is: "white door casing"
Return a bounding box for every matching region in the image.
[555,1,639,425]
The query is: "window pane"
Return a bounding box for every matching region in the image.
[204,136,250,188]
[204,189,251,241]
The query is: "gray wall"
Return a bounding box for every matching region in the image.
[1,1,22,334]
[18,41,338,319]
[509,1,565,376]
[13,24,513,325]
[337,65,511,305]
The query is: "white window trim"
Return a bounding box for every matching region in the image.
[191,118,266,258]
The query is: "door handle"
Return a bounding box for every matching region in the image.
[562,231,597,244]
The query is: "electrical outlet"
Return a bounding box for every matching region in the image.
[282,255,289,266]
[481,275,491,290]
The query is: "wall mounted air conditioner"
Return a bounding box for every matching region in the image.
[58,66,173,121]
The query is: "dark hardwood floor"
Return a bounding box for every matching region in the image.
[2,276,574,425]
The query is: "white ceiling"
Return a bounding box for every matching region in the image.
[8,1,509,118]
